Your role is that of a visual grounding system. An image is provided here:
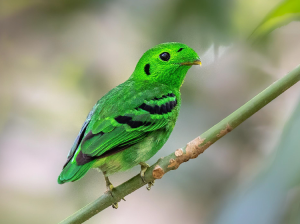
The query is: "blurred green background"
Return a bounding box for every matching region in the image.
[1,0,300,223]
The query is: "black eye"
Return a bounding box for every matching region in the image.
[159,52,170,61]
[144,64,150,75]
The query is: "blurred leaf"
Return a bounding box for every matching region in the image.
[250,0,300,41]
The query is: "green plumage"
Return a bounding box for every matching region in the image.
[58,42,200,184]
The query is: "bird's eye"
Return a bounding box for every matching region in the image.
[144,64,150,75]
[159,52,170,61]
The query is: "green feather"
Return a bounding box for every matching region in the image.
[58,42,200,184]
[58,161,94,184]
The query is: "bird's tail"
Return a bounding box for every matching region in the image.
[57,161,94,184]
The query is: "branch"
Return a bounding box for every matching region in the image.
[59,64,300,224]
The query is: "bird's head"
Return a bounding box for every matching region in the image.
[131,42,201,89]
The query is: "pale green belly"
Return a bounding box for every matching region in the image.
[92,127,172,175]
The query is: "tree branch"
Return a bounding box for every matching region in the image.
[59,64,300,224]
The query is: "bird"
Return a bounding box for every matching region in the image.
[58,42,201,208]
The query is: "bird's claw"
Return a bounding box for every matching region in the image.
[105,183,119,209]
[106,182,114,192]
[140,162,149,183]
[146,180,155,191]
[139,162,155,190]
[104,175,125,209]
[112,202,118,209]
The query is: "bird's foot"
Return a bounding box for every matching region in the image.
[139,162,149,183]
[105,182,118,209]
[139,162,155,191]
[104,175,125,209]
[146,180,155,191]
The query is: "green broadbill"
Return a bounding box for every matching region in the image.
[58,42,200,201]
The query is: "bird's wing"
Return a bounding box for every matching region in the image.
[62,104,98,168]
[73,80,179,165]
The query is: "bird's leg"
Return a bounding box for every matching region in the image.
[139,162,155,191]
[104,175,114,194]
[139,162,149,183]
[103,172,120,209]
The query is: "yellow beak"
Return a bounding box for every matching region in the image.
[181,59,202,66]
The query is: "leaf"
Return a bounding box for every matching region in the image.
[249,0,300,41]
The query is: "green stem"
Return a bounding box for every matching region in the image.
[59,64,300,224]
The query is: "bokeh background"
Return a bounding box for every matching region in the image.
[1,0,300,223]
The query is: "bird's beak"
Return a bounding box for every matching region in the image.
[180,59,202,66]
